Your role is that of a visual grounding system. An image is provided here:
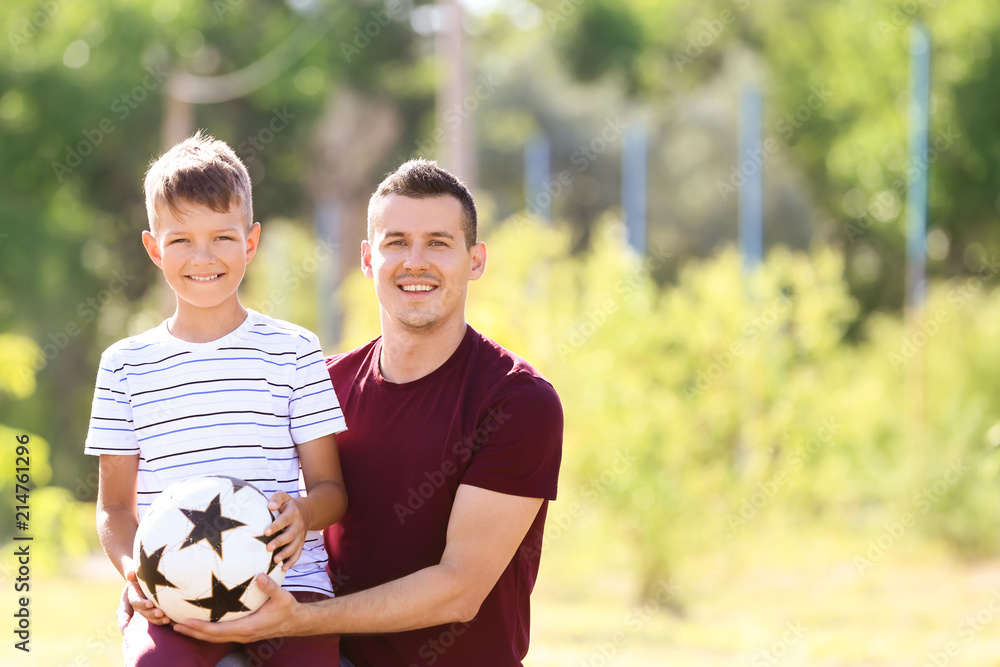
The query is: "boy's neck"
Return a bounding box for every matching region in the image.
[167,299,250,343]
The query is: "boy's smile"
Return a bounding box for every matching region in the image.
[142,202,260,338]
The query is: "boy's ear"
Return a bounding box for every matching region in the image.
[141,231,163,269]
[245,222,261,263]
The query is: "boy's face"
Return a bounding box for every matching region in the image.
[362,194,486,333]
[142,202,260,314]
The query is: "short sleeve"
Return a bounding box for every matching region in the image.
[460,373,563,500]
[289,332,348,444]
[84,350,139,456]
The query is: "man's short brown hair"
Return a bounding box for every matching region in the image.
[368,159,477,249]
[143,130,253,235]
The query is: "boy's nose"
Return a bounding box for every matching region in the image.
[190,243,216,264]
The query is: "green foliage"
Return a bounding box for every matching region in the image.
[0,0,427,490]
[555,0,645,89]
[25,486,103,573]
[242,218,325,337]
[553,0,1000,312]
[334,216,999,599]
[0,334,98,568]
[0,337,52,542]
[866,271,1000,557]
[0,333,41,399]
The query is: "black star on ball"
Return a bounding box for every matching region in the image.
[222,476,254,494]
[254,526,283,574]
[186,574,253,622]
[180,493,246,557]
[136,544,177,604]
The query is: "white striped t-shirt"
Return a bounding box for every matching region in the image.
[85,309,347,596]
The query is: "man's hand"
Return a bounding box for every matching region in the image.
[174,573,302,643]
[265,491,310,571]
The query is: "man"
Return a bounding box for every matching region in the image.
[178,159,563,666]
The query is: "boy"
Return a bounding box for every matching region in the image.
[85,131,347,666]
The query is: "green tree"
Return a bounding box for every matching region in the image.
[549,0,1000,315]
[0,0,427,493]
[384,214,1000,601]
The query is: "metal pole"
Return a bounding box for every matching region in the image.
[906,23,930,314]
[622,123,647,255]
[315,197,341,349]
[524,131,551,222]
[738,86,763,271]
[905,23,931,454]
[436,0,474,187]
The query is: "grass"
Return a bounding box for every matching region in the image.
[527,517,1000,666]
[6,518,1000,667]
[1,554,124,667]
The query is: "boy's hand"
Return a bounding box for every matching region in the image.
[265,491,311,571]
[117,582,134,633]
[123,569,171,627]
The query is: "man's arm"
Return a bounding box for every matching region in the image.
[174,483,543,642]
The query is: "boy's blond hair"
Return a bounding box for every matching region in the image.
[143,130,253,235]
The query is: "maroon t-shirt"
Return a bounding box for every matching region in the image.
[324,325,562,667]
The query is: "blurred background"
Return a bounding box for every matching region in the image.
[3,0,1000,664]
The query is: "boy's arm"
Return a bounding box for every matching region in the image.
[264,433,348,568]
[96,453,141,578]
[176,483,542,641]
[297,432,348,530]
[97,453,170,626]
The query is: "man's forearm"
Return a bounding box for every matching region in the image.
[298,562,478,636]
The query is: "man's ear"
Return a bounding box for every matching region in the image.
[245,222,261,263]
[469,242,487,281]
[361,240,373,278]
[141,231,163,269]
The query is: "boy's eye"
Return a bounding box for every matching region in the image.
[217,236,235,241]
[168,238,188,245]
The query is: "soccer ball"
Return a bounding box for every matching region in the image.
[133,475,285,623]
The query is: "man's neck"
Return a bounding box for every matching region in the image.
[168,300,249,343]
[378,316,468,384]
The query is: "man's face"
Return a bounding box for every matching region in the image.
[362,195,486,333]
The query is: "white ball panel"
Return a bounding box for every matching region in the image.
[239,571,286,617]
[155,588,212,624]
